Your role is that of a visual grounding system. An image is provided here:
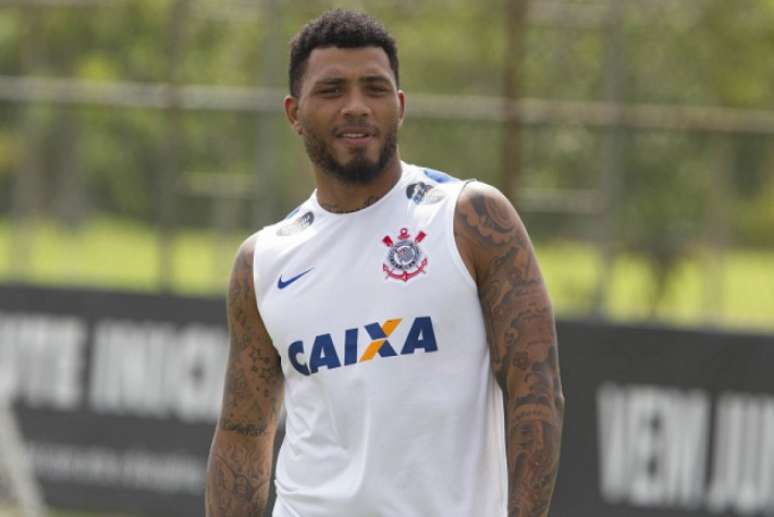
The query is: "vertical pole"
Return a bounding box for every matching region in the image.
[591,0,625,317]
[53,8,84,234]
[158,0,193,292]
[212,182,241,289]
[500,0,529,201]
[253,0,282,227]
[702,138,730,325]
[10,6,43,280]
[54,107,84,231]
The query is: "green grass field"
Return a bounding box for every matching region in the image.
[0,217,772,332]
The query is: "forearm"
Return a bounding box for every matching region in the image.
[206,430,276,517]
[505,390,564,517]
[501,309,564,516]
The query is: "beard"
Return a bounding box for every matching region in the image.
[302,123,398,185]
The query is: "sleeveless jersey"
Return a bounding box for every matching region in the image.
[252,162,507,517]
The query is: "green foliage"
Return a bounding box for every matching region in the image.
[0,0,772,320]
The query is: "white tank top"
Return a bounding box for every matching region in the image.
[253,162,507,517]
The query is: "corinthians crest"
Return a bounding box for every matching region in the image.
[382,228,428,282]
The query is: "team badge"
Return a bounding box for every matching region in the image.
[381,228,428,282]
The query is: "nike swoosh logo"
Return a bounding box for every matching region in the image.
[277,268,313,289]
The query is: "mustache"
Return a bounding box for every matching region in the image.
[331,121,379,137]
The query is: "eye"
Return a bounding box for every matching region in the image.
[317,86,343,96]
[367,85,390,95]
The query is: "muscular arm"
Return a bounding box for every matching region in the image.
[455,183,564,517]
[206,236,284,517]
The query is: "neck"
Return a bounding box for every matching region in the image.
[314,153,403,214]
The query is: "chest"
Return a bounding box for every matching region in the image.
[258,202,474,371]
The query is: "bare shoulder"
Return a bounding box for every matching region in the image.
[456,182,523,239]
[229,234,259,307]
[454,181,532,282]
[226,232,276,359]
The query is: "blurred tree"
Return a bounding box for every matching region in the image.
[613,0,774,309]
[0,0,772,304]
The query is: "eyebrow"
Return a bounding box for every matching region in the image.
[361,77,394,89]
[314,77,347,88]
[360,75,392,84]
[312,75,393,88]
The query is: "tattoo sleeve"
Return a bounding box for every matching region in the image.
[455,183,565,517]
[206,236,284,517]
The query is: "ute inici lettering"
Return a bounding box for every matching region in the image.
[0,311,229,422]
[0,311,87,410]
[90,319,228,422]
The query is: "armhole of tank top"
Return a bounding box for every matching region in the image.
[446,179,479,292]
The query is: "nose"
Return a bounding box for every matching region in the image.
[341,88,371,119]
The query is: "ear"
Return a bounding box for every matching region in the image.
[284,95,303,135]
[397,90,406,128]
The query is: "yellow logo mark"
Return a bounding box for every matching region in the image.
[359,318,402,362]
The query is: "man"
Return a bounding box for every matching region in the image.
[206,9,563,517]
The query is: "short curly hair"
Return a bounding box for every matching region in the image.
[288,9,399,97]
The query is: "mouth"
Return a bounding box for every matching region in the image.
[334,126,376,146]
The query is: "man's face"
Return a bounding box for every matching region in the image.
[286,46,405,184]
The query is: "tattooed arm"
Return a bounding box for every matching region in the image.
[455,182,564,517]
[206,236,284,517]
